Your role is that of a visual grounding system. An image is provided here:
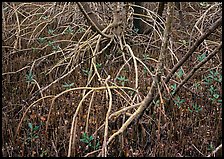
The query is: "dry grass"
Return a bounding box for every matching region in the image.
[2,2,222,157]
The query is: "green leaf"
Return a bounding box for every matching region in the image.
[34,135,39,139]
[188,107,193,113]
[48,29,55,35]
[213,94,219,99]
[80,138,89,144]
[177,68,184,78]
[171,84,177,95]
[197,53,207,62]
[89,135,94,141]
[28,123,33,130]
[33,125,39,131]
[96,63,102,69]
[47,41,54,47]
[37,37,46,44]
[95,141,100,150]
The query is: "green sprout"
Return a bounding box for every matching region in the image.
[176,68,184,78]
[96,63,102,69]
[192,103,202,112]
[80,132,100,151]
[197,52,207,62]
[37,37,46,44]
[26,71,35,84]
[64,25,73,34]
[47,40,54,47]
[143,54,150,61]
[170,83,177,95]
[77,27,86,33]
[62,82,74,90]
[117,76,129,86]
[27,122,39,142]
[48,29,55,35]
[174,96,185,108]
[82,69,91,76]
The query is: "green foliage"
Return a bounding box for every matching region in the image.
[133,27,139,34]
[40,150,48,157]
[27,122,39,141]
[176,68,184,78]
[80,132,100,151]
[77,26,86,33]
[143,54,150,61]
[207,143,214,151]
[62,82,74,90]
[41,15,49,20]
[174,96,185,108]
[170,83,177,95]
[37,37,46,44]
[48,29,55,35]
[209,85,216,95]
[117,76,129,86]
[47,40,54,47]
[208,70,222,83]
[203,69,222,104]
[193,82,201,90]
[197,52,207,62]
[96,63,102,69]
[82,69,91,76]
[192,103,202,112]
[52,45,60,51]
[26,71,35,83]
[64,25,73,34]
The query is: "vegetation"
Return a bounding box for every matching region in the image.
[2,2,222,157]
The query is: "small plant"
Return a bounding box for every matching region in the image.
[27,122,39,140]
[199,2,209,8]
[26,122,39,148]
[82,69,90,76]
[117,76,129,86]
[170,83,177,95]
[37,37,46,44]
[174,96,185,108]
[207,70,221,83]
[143,54,150,61]
[176,68,184,78]
[193,82,201,90]
[80,132,100,152]
[52,45,60,51]
[133,27,139,34]
[128,90,135,96]
[211,93,220,103]
[77,26,86,33]
[192,103,202,112]
[203,77,213,85]
[42,15,49,20]
[64,25,73,34]
[208,85,216,95]
[26,71,35,84]
[197,52,207,62]
[62,82,74,90]
[40,150,48,157]
[207,143,214,151]
[47,40,54,47]
[48,29,55,35]
[96,63,102,69]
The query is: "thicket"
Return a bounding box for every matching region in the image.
[2,2,222,157]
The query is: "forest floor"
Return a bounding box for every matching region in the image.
[2,2,222,157]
